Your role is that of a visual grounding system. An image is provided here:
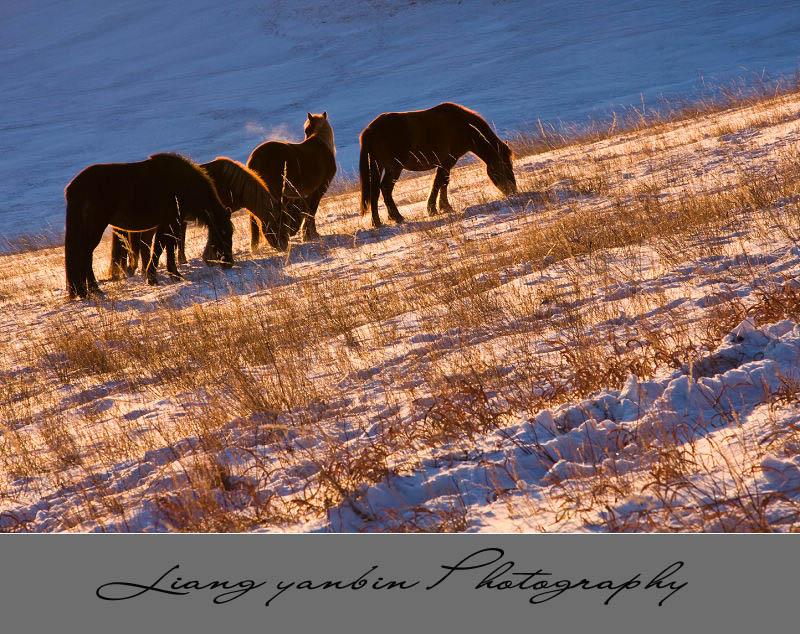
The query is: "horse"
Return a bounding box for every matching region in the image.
[359,102,517,227]
[247,112,336,248]
[109,157,279,278]
[64,152,234,299]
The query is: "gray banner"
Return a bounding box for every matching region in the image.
[0,535,793,631]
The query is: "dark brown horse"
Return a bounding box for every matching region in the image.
[65,153,233,299]
[359,102,517,227]
[247,112,336,248]
[109,157,279,278]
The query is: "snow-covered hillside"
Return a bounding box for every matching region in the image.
[2,0,800,243]
[1,89,800,532]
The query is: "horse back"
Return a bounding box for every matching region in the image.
[247,141,291,189]
[248,139,335,197]
[362,105,471,170]
[66,161,171,231]
[295,137,336,181]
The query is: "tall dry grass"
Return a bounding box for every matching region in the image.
[2,85,800,531]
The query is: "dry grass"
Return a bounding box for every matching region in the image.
[509,71,800,158]
[2,85,800,532]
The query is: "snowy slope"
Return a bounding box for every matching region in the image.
[2,0,800,242]
[1,89,800,532]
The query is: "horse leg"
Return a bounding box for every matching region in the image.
[163,232,183,282]
[144,231,162,286]
[299,199,317,242]
[380,164,405,224]
[159,221,183,281]
[177,221,187,264]
[165,239,184,281]
[277,229,289,251]
[277,194,294,248]
[370,158,383,228]
[124,231,138,275]
[84,224,106,295]
[124,229,152,276]
[250,214,264,251]
[109,230,129,280]
[426,174,441,216]
[284,197,304,238]
[300,185,328,241]
[65,205,89,299]
[436,161,456,213]
[129,231,144,275]
[427,166,450,216]
[252,187,283,251]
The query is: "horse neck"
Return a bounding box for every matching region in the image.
[180,187,219,226]
[308,124,335,155]
[466,118,501,164]
[243,177,272,215]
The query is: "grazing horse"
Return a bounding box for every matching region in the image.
[64,153,233,299]
[247,112,336,248]
[110,157,279,277]
[359,102,517,227]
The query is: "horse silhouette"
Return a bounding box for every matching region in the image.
[359,102,516,227]
[109,157,278,278]
[64,152,233,299]
[247,112,336,248]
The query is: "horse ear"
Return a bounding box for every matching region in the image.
[307,112,312,120]
[322,111,327,119]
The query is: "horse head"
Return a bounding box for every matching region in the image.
[202,207,234,268]
[486,141,517,197]
[304,111,335,155]
[304,111,327,137]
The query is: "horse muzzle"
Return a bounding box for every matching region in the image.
[202,246,234,268]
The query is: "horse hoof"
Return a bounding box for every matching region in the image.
[390,214,405,224]
[439,205,454,214]
[427,208,438,216]
[147,278,160,286]
[303,232,320,242]
[178,257,188,265]
[168,273,185,281]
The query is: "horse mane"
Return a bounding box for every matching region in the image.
[148,153,225,227]
[201,157,275,218]
[447,104,510,158]
[149,152,211,178]
[307,117,336,156]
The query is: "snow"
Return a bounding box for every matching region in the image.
[2,1,800,533]
[3,0,800,242]
[2,88,800,531]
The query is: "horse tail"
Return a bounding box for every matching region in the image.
[64,186,87,299]
[250,212,265,251]
[359,138,373,216]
